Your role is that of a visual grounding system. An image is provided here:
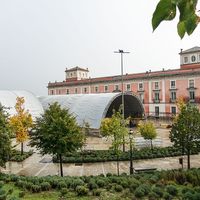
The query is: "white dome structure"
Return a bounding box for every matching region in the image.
[39,93,144,129]
[0,90,44,119]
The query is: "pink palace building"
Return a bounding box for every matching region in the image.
[48,47,200,118]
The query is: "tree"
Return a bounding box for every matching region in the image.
[152,0,200,38]
[9,97,33,155]
[29,102,85,177]
[138,121,157,150]
[170,103,200,169]
[0,104,12,167]
[100,111,128,175]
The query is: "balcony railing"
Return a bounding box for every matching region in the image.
[170,98,176,103]
[153,99,160,103]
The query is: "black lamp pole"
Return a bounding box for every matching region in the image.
[129,130,134,175]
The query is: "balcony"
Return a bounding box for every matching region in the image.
[170,98,176,103]
[153,99,160,103]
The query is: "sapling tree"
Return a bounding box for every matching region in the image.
[100,110,128,175]
[0,104,12,167]
[138,121,157,150]
[170,103,200,169]
[9,97,33,155]
[29,102,85,177]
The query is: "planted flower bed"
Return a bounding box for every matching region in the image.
[53,146,198,163]
[9,149,34,162]
[1,169,200,199]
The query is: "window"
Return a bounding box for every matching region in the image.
[189,79,194,88]
[171,107,176,115]
[170,91,176,101]
[155,106,159,117]
[115,85,119,91]
[58,90,61,95]
[95,86,98,93]
[184,56,188,63]
[51,90,54,95]
[66,89,69,94]
[126,84,131,91]
[170,80,176,89]
[189,91,195,100]
[138,83,143,91]
[191,55,196,62]
[70,73,73,77]
[154,82,159,90]
[75,88,78,94]
[155,92,160,100]
[84,87,87,93]
[139,93,144,103]
[104,85,108,92]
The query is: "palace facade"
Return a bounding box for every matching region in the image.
[48,47,200,117]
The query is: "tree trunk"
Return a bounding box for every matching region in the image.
[122,136,125,152]
[59,154,63,177]
[21,142,23,155]
[117,154,119,176]
[150,140,153,151]
[187,149,190,169]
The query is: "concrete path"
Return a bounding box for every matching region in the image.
[2,151,200,177]
[2,128,198,177]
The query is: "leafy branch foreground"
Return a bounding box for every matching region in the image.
[2,169,200,199]
[52,147,198,163]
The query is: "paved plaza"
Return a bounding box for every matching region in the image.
[2,128,200,176]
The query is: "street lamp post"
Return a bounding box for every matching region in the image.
[114,49,130,152]
[129,129,134,175]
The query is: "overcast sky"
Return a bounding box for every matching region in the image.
[0,0,200,96]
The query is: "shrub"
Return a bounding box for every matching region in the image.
[18,191,25,198]
[71,179,85,189]
[0,189,6,200]
[163,192,173,200]
[0,182,3,189]
[31,184,41,193]
[114,184,123,192]
[152,186,164,197]
[76,185,89,196]
[166,185,178,196]
[8,197,20,200]
[93,188,102,196]
[182,191,194,200]
[96,179,106,187]
[7,188,14,195]
[57,181,67,189]
[134,187,145,198]
[148,192,159,200]
[88,180,98,190]
[40,182,51,191]
[60,188,68,196]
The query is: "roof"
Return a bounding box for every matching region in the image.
[181,46,200,54]
[65,66,89,72]
[0,90,44,119]
[48,67,200,88]
[39,93,144,129]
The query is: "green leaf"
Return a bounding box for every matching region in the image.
[185,14,198,35]
[152,0,176,31]
[177,21,186,38]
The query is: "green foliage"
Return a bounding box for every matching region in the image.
[152,0,200,38]
[138,121,157,149]
[29,102,85,176]
[166,185,178,196]
[52,146,197,163]
[0,104,12,167]
[170,103,200,169]
[9,150,33,162]
[75,185,89,196]
[100,110,128,152]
